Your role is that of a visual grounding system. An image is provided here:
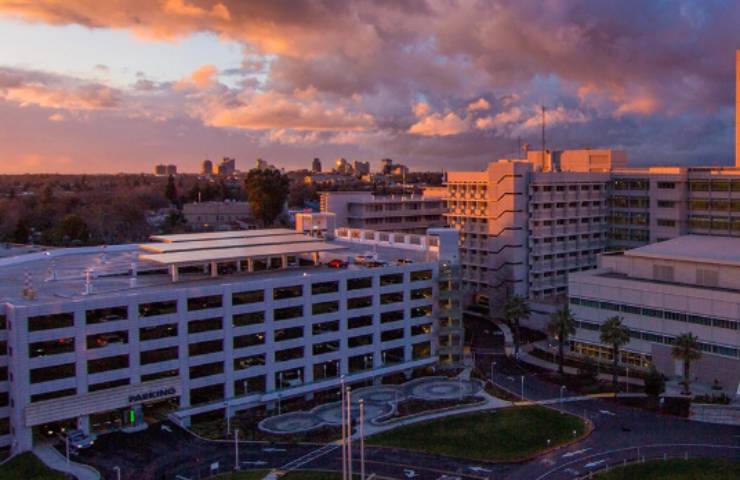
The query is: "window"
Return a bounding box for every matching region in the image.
[657,182,675,189]
[641,307,664,318]
[87,331,128,349]
[232,290,264,305]
[189,339,223,356]
[696,269,719,287]
[347,277,372,290]
[410,270,433,282]
[29,337,74,357]
[312,301,339,315]
[349,334,372,348]
[380,273,403,286]
[234,354,265,370]
[312,320,339,335]
[381,329,404,342]
[28,312,74,331]
[188,295,222,311]
[412,323,433,336]
[347,296,372,309]
[313,340,340,355]
[275,347,303,362]
[381,310,404,324]
[88,355,129,374]
[188,317,222,334]
[233,333,265,349]
[348,315,373,329]
[140,346,178,364]
[412,342,431,359]
[140,324,177,341]
[233,311,264,327]
[274,306,303,321]
[312,281,339,295]
[273,285,303,300]
[189,362,224,379]
[139,300,177,317]
[86,306,127,324]
[380,292,404,305]
[274,327,303,342]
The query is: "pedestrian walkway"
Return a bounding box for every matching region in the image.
[33,444,101,480]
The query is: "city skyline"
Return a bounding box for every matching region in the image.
[0,1,739,174]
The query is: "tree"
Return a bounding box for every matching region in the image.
[245,168,290,226]
[165,174,178,205]
[547,307,575,375]
[503,294,530,357]
[644,365,666,396]
[671,332,701,395]
[599,316,630,387]
[13,219,30,244]
[56,213,90,245]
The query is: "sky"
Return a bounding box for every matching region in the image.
[0,0,738,174]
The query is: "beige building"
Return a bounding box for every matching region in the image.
[183,201,253,230]
[320,191,446,234]
[568,235,740,397]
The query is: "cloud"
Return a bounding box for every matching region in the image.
[47,112,65,122]
[0,68,122,110]
[467,98,490,111]
[175,64,219,90]
[408,106,469,137]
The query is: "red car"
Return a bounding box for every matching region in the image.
[328,259,346,268]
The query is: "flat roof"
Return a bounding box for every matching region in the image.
[140,233,316,253]
[139,241,347,266]
[625,235,740,266]
[150,228,295,243]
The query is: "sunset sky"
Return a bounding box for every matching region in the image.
[0,0,738,174]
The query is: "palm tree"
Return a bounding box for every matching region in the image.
[672,333,702,395]
[503,294,530,357]
[599,316,630,387]
[547,307,576,375]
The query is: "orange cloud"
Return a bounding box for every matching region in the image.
[175,64,219,90]
[467,98,490,111]
[1,82,121,110]
[409,112,468,136]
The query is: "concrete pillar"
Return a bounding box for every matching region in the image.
[281,255,288,268]
[210,261,218,277]
[247,259,254,272]
[170,264,179,282]
[235,260,242,272]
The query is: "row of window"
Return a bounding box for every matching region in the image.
[26,274,434,332]
[688,216,740,232]
[574,318,739,359]
[29,342,433,404]
[570,296,739,330]
[531,184,603,192]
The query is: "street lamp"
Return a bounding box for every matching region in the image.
[520,375,525,401]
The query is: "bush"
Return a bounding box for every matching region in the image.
[644,365,665,396]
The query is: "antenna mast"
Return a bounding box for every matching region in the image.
[541,105,546,167]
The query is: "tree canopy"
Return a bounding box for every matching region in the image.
[245,168,290,226]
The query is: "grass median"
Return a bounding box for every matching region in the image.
[367,405,586,462]
[0,452,67,480]
[593,458,740,479]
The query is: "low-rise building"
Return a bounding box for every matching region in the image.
[182,201,253,230]
[568,235,740,396]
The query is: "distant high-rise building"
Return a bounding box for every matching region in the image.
[218,157,236,176]
[201,159,213,176]
[352,160,370,176]
[381,158,393,174]
[155,164,177,176]
[256,158,269,171]
[312,157,322,173]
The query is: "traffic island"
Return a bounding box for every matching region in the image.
[366,405,587,462]
[593,458,740,479]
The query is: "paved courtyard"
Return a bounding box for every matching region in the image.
[259,376,484,434]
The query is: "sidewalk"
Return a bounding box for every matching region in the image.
[33,444,101,480]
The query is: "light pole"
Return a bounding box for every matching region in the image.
[341,375,347,480]
[234,428,240,471]
[359,399,366,480]
[347,386,353,480]
[560,385,565,408]
[520,375,525,401]
[226,402,231,435]
[113,466,121,480]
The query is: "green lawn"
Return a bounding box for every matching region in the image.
[0,452,67,480]
[367,405,586,462]
[594,459,740,480]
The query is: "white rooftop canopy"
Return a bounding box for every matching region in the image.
[150,228,295,243]
[139,241,346,266]
[140,233,316,254]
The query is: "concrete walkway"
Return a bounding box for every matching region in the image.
[33,444,101,480]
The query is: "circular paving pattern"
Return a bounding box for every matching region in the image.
[258,376,484,434]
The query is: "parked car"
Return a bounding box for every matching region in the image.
[328,259,346,268]
[64,429,97,449]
